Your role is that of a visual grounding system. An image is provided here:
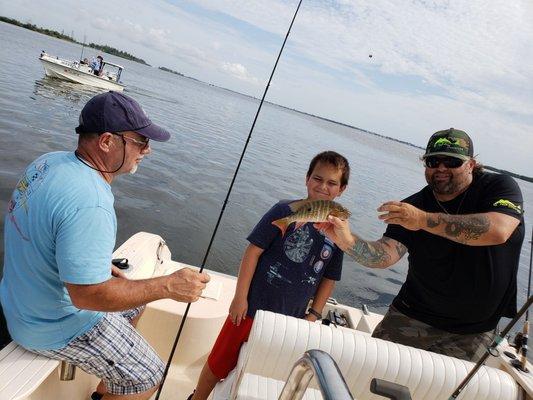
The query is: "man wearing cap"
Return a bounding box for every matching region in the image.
[318,128,524,361]
[0,91,210,399]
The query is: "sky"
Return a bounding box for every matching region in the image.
[1,0,532,175]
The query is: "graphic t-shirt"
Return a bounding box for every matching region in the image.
[385,172,525,334]
[246,200,343,319]
[0,152,116,350]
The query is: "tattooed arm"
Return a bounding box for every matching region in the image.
[345,235,407,269]
[315,216,406,268]
[378,201,519,246]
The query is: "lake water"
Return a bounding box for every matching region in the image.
[0,21,532,320]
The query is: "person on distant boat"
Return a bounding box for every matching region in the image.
[90,55,103,75]
[317,128,525,362]
[187,151,350,400]
[0,91,210,400]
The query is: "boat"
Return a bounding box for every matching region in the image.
[38,51,125,91]
[1,231,532,399]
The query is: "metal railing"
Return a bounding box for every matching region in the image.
[278,349,353,400]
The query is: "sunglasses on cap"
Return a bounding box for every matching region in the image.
[424,156,465,169]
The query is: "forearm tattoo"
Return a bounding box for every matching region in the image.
[346,237,392,268]
[426,213,490,244]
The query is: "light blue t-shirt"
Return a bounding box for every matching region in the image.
[0,151,116,350]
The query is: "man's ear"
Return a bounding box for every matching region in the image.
[98,132,115,153]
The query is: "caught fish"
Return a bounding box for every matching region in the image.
[272,199,351,236]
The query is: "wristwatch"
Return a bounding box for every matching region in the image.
[307,308,322,320]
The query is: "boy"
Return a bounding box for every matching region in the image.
[188,151,350,400]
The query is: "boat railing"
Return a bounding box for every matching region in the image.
[278,349,353,400]
[279,349,414,400]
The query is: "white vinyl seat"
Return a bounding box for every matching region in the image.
[0,341,59,400]
[213,310,520,400]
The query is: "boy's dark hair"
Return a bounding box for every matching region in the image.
[306,151,350,187]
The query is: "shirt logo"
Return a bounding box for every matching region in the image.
[493,199,522,214]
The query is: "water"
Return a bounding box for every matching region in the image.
[1,22,532,319]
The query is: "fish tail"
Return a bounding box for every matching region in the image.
[272,217,290,236]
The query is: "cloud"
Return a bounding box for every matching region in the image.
[221,62,260,84]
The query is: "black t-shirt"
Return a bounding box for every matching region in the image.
[246,200,343,319]
[385,172,525,334]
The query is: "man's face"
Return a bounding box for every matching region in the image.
[424,155,474,195]
[115,131,151,174]
[305,161,346,201]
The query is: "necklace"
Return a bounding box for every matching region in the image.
[433,188,469,215]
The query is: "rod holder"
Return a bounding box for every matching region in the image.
[59,361,76,381]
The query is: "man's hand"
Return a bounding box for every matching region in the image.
[166,268,210,303]
[304,313,318,322]
[314,216,355,251]
[111,265,127,279]
[378,201,427,231]
[229,295,248,326]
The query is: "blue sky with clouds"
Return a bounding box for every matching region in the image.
[1,0,532,174]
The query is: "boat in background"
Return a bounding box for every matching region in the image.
[38,51,125,91]
[1,232,532,399]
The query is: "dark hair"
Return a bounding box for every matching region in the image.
[306,151,350,187]
[473,160,484,178]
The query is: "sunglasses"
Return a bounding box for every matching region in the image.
[112,133,150,151]
[424,156,465,169]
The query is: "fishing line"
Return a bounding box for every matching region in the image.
[154,1,304,397]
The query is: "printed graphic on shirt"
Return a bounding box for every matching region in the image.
[493,199,522,215]
[8,160,50,241]
[301,274,317,286]
[284,224,313,263]
[266,262,292,288]
[9,160,49,214]
[313,260,324,273]
[320,245,332,261]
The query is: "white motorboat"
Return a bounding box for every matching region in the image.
[38,51,125,92]
[1,232,532,400]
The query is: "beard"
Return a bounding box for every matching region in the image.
[428,176,458,194]
[129,164,138,175]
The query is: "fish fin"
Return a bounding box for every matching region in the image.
[272,217,289,236]
[287,200,309,212]
[294,222,305,230]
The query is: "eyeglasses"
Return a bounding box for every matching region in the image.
[424,156,465,169]
[112,133,150,151]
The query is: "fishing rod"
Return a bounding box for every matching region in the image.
[154,1,304,397]
[448,293,533,400]
[515,227,533,371]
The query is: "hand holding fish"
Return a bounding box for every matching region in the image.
[378,201,426,231]
[229,295,248,326]
[314,215,355,251]
[166,267,211,303]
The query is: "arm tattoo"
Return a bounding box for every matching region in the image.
[426,213,490,244]
[395,241,407,258]
[346,237,392,268]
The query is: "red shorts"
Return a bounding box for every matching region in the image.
[207,315,254,379]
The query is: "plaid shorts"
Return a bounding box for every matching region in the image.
[31,307,164,395]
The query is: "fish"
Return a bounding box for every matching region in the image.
[272,199,351,236]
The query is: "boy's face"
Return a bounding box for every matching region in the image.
[305,161,346,201]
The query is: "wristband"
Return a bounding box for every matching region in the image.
[307,308,322,320]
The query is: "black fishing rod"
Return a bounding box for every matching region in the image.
[448,293,533,400]
[154,1,304,398]
[517,227,533,371]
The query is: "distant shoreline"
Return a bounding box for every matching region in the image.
[0,16,149,65]
[3,16,530,182]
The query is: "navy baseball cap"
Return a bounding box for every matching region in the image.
[75,91,170,141]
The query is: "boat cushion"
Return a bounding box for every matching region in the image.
[223,310,519,400]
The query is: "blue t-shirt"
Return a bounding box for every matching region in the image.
[0,151,116,350]
[246,200,343,319]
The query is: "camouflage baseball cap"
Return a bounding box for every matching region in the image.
[423,128,473,161]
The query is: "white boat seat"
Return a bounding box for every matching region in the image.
[236,373,323,400]
[0,341,59,400]
[217,310,519,400]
